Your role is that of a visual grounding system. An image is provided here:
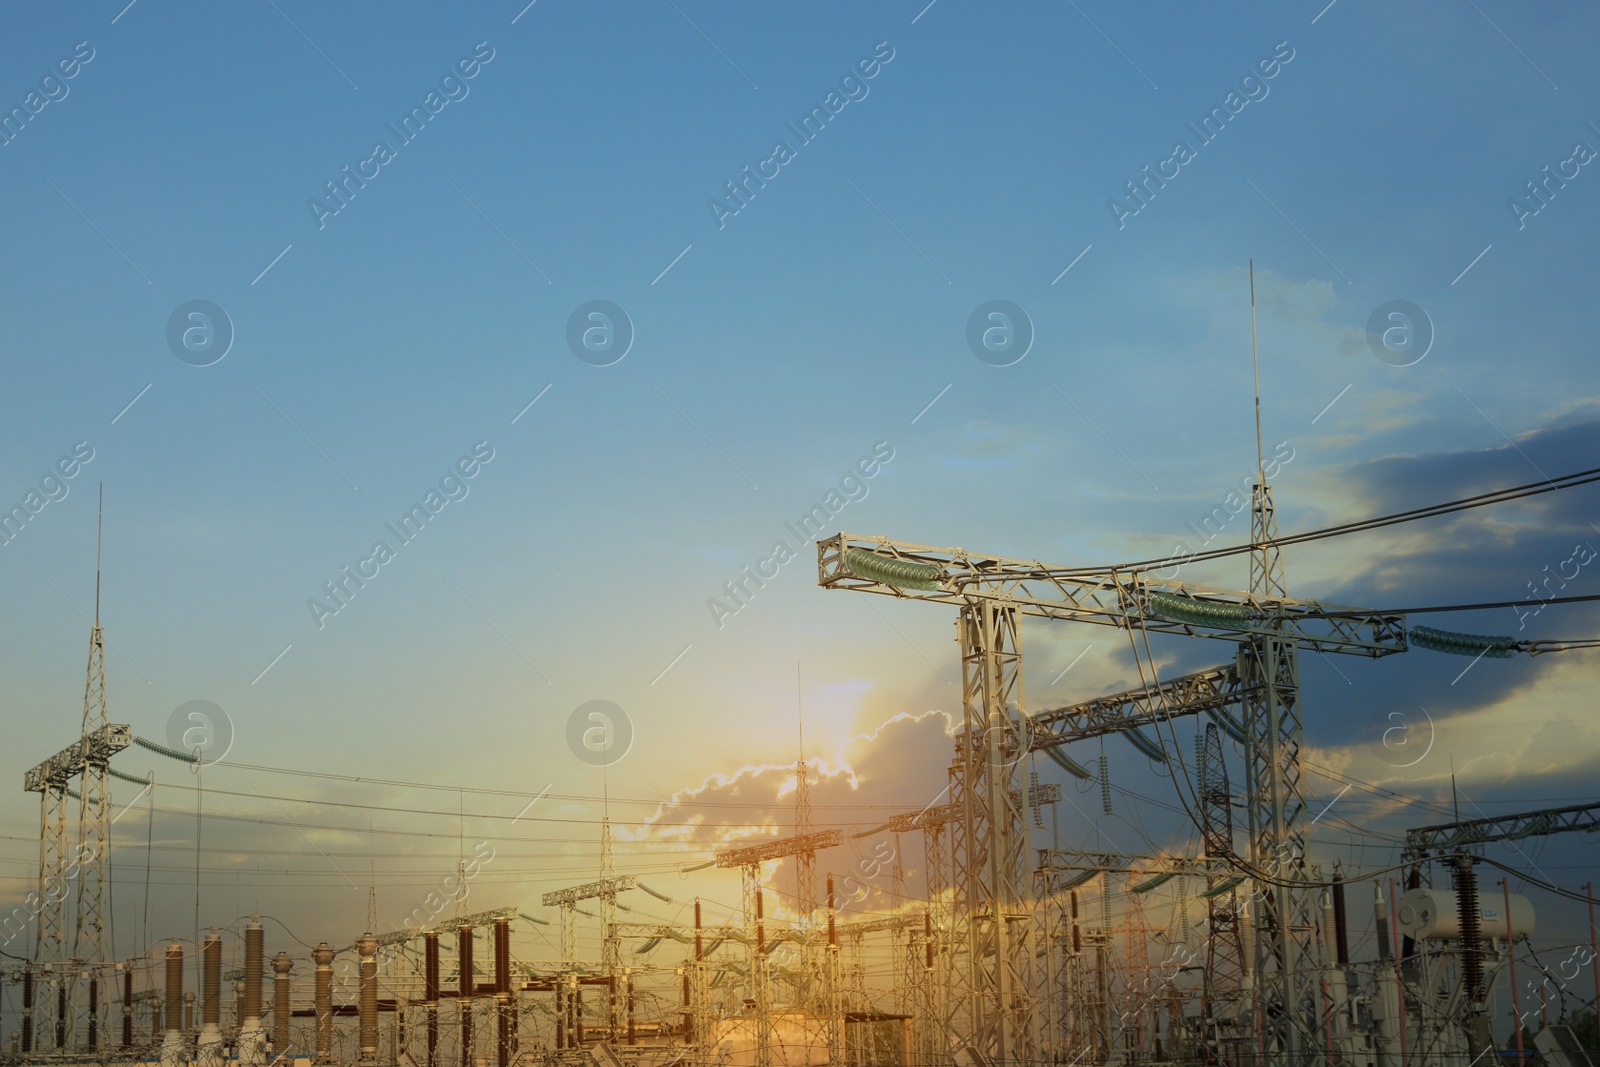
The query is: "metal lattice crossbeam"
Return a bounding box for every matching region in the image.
[540,877,636,907]
[1036,848,1213,877]
[714,829,842,868]
[880,783,1059,836]
[1402,800,1600,860]
[819,533,1407,657]
[1027,664,1257,750]
[437,906,521,931]
[23,724,131,792]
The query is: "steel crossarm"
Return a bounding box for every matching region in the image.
[541,877,638,907]
[1402,800,1600,861]
[818,533,1407,657]
[714,830,843,868]
[1036,848,1215,878]
[24,724,131,792]
[1026,664,1257,750]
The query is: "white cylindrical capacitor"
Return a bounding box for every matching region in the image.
[1396,887,1535,941]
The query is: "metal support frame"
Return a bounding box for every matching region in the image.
[1403,800,1600,862]
[955,600,1033,1064]
[1199,722,1248,1053]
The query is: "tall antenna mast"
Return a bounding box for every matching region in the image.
[95,483,103,623]
[1250,261,1265,489]
[1247,263,1286,599]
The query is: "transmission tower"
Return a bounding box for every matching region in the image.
[1238,261,1321,1063]
[1198,722,1247,1058]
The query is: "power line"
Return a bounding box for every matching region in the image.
[1110,462,1600,576]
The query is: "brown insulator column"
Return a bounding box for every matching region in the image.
[574,984,583,1046]
[358,934,379,1062]
[21,963,33,1053]
[496,999,511,1067]
[123,966,134,1048]
[88,975,99,1049]
[161,941,185,1067]
[1331,873,1350,966]
[151,998,161,1044]
[493,919,510,996]
[203,933,222,1026]
[626,970,635,1046]
[199,932,224,1067]
[458,927,474,1067]
[424,932,440,1067]
[244,921,264,1031]
[272,953,294,1058]
[312,942,335,1064]
[56,983,66,1047]
[1456,857,1490,1060]
[493,917,512,1067]
[184,992,194,1034]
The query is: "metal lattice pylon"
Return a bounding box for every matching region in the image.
[73,509,113,1047]
[34,783,69,1050]
[1199,721,1247,1050]
[1120,879,1152,1061]
[954,601,1034,1064]
[1241,478,1320,1062]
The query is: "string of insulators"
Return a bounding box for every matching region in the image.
[1178,875,1188,940]
[1208,707,1247,744]
[841,548,942,590]
[131,736,199,763]
[1131,872,1173,894]
[1148,591,1259,626]
[1409,625,1517,658]
[1122,727,1166,761]
[1044,747,1093,779]
[1099,741,1112,816]
[1030,771,1045,829]
[1200,875,1246,898]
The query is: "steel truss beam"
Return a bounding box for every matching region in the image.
[1027,663,1256,751]
[818,533,1407,657]
[1402,800,1600,861]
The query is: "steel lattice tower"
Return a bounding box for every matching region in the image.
[954,601,1033,1064]
[72,497,113,1048]
[33,781,69,1049]
[1199,722,1248,1055]
[1240,261,1318,1064]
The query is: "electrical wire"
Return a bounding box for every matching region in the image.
[1108,463,1600,576]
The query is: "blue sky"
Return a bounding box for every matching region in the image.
[2,0,1598,1026]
